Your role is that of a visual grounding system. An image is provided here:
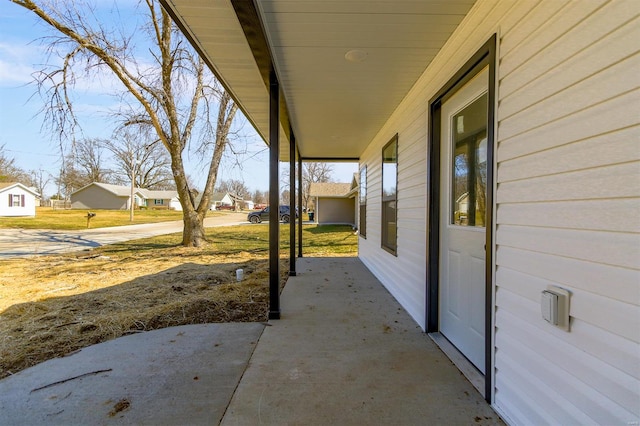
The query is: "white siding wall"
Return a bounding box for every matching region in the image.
[358,0,640,424]
[0,187,36,217]
[358,0,521,337]
[170,198,183,211]
[494,0,640,423]
[358,82,429,329]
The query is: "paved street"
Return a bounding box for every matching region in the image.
[0,212,247,259]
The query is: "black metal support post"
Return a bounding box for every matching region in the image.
[297,153,303,258]
[289,132,297,276]
[268,69,280,320]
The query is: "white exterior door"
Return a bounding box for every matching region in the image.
[439,68,489,373]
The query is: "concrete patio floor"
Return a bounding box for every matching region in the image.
[222,257,502,425]
[0,323,264,425]
[0,257,502,425]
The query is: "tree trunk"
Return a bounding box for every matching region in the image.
[171,150,206,247]
[182,208,206,247]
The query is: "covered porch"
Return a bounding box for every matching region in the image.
[223,256,501,424]
[158,0,482,323]
[156,1,640,423]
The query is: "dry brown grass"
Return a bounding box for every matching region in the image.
[0,249,285,379]
[0,224,357,379]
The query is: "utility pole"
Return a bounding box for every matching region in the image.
[129,159,139,222]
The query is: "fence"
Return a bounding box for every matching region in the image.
[51,200,72,210]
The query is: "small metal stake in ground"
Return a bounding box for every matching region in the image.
[86,211,96,228]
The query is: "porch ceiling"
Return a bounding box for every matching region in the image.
[160,0,477,161]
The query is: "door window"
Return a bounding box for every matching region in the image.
[451,93,488,227]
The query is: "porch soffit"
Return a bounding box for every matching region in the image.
[161,0,476,161]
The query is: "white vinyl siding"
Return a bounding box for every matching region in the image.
[357,0,512,335]
[357,0,639,423]
[0,186,37,217]
[169,198,182,211]
[358,85,428,329]
[494,0,640,424]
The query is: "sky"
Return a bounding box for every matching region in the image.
[0,1,357,197]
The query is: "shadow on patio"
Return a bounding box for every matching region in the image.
[222,257,502,425]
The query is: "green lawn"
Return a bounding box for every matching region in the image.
[102,223,358,257]
[0,207,195,230]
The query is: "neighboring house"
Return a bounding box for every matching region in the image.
[308,182,356,225]
[71,182,133,210]
[71,182,180,211]
[210,191,233,210]
[162,1,639,424]
[193,191,248,210]
[0,182,39,217]
[211,192,243,210]
[138,189,182,211]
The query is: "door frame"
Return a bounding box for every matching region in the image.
[426,34,496,403]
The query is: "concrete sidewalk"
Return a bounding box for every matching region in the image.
[0,257,502,425]
[0,212,247,258]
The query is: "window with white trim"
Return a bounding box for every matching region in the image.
[8,194,25,207]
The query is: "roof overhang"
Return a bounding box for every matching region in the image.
[160,0,477,162]
[0,182,40,197]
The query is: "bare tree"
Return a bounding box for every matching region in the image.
[55,160,86,198]
[215,179,250,199]
[53,139,111,196]
[28,168,52,199]
[74,138,111,184]
[302,162,333,209]
[281,161,333,209]
[12,0,237,246]
[0,144,30,183]
[252,189,267,205]
[105,130,174,190]
[281,189,290,205]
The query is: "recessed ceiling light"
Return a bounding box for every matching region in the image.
[344,49,368,63]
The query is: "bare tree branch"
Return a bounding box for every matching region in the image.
[12,0,240,246]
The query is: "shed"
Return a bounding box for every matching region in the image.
[0,182,39,217]
[308,182,356,225]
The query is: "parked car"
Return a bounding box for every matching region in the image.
[247,205,296,223]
